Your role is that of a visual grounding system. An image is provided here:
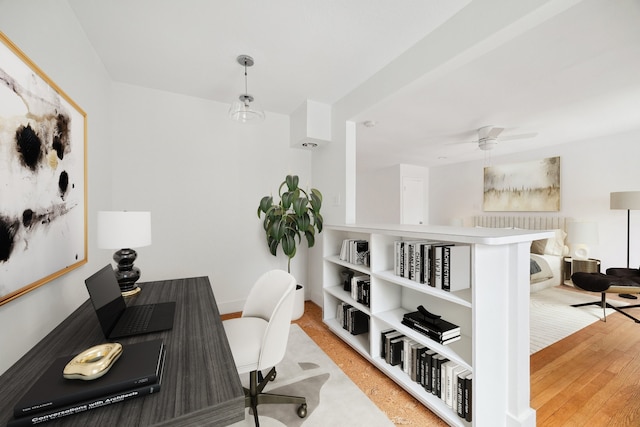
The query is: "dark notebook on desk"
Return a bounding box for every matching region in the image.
[85,264,175,339]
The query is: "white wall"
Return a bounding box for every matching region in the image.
[0,0,113,374]
[357,165,401,223]
[428,131,640,271]
[108,83,312,312]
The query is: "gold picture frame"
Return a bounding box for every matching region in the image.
[0,32,87,305]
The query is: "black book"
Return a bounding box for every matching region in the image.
[9,347,165,426]
[14,339,165,418]
[456,369,471,418]
[422,349,436,392]
[389,337,404,366]
[349,310,369,335]
[402,311,460,336]
[465,374,473,422]
[379,329,396,359]
[432,355,449,397]
[383,331,404,364]
[401,319,460,344]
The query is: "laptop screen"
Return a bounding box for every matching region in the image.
[85,265,127,335]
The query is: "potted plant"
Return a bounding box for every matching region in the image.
[257,175,323,319]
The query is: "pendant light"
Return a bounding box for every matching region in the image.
[228,55,265,123]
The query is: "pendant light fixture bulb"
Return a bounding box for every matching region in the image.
[229,55,265,123]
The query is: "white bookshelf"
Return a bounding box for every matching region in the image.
[322,224,553,427]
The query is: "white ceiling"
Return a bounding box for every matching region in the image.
[68,0,640,171]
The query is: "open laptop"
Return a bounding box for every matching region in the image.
[85,264,176,339]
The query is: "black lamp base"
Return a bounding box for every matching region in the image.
[113,248,142,295]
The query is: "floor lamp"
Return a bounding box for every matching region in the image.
[610,191,640,299]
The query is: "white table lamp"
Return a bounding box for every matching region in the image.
[566,220,599,260]
[97,211,151,296]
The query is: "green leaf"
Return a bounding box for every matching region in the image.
[296,212,310,231]
[292,197,308,216]
[286,175,299,191]
[282,234,296,257]
[273,218,286,240]
[282,191,294,209]
[310,190,322,212]
[311,188,322,203]
[268,237,278,256]
[315,213,323,233]
[305,230,316,248]
[258,196,273,216]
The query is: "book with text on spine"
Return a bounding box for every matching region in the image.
[13,339,165,419]
[8,346,165,426]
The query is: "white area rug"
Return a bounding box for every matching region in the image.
[529,286,625,353]
[229,324,394,427]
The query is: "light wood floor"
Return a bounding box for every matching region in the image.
[224,299,640,426]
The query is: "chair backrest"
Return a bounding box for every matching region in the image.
[242,269,296,369]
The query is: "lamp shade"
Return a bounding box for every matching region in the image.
[566,220,599,245]
[610,191,640,210]
[97,211,152,249]
[566,220,598,260]
[229,95,265,123]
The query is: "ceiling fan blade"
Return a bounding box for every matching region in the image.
[500,132,538,141]
[486,127,504,139]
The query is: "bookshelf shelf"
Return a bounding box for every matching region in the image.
[322,224,547,427]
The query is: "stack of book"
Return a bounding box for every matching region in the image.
[339,239,369,266]
[393,240,470,292]
[336,302,369,335]
[349,274,370,307]
[401,310,461,345]
[9,339,166,426]
[380,329,472,422]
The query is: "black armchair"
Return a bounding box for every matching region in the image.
[570,271,640,323]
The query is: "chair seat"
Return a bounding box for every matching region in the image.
[572,272,640,293]
[223,317,267,374]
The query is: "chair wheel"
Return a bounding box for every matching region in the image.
[297,403,307,418]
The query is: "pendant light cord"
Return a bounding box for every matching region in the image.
[244,59,248,95]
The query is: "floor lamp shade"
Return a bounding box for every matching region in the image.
[97,211,152,295]
[611,191,640,211]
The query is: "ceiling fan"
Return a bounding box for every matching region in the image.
[472,126,537,151]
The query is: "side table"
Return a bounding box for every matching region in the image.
[564,257,601,285]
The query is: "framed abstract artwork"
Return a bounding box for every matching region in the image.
[0,32,87,305]
[483,156,560,212]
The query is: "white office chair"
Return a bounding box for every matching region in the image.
[222,270,307,426]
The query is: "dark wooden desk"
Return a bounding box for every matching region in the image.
[0,276,244,426]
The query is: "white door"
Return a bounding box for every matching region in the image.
[401,177,424,225]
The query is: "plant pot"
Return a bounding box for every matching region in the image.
[291,284,305,320]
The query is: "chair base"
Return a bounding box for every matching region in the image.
[244,367,307,426]
[572,293,640,323]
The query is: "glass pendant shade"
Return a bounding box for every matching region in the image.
[229,94,265,123]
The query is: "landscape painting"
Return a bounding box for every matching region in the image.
[483,156,560,212]
[0,32,87,305]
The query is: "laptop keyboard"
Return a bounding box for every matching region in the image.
[121,305,154,334]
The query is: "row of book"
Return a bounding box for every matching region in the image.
[348,274,370,307]
[336,302,369,335]
[394,241,470,292]
[381,329,472,422]
[9,340,165,426]
[339,239,369,266]
[401,309,461,345]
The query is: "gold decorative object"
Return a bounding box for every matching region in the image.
[63,343,123,380]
